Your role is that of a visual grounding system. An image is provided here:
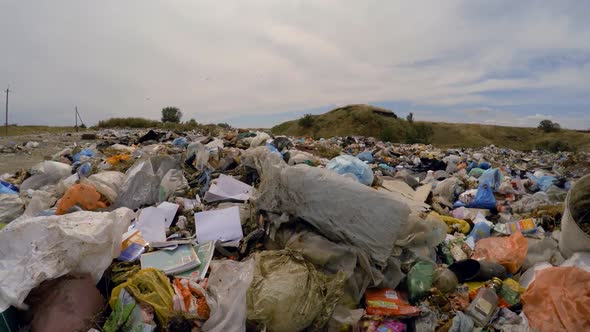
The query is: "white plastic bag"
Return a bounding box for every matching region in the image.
[83,171,125,203]
[202,259,255,332]
[0,194,24,223]
[0,208,135,309]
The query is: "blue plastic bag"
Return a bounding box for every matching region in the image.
[467,161,479,172]
[0,180,18,194]
[327,155,374,186]
[265,143,282,157]
[536,176,556,192]
[379,163,394,172]
[478,168,503,191]
[357,151,373,163]
[77,162,92,178]
[172,137,188,147]
[478,162,491,170]
[467,180,496,210]
[73,149,94,162]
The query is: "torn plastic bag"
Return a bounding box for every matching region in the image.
[326,154,374,186]
[20,161,72,191]
[116,155,180,209]
[466,180,496,210]
[433,177,463,207]
[0,194,24,223]
[242,147,410,266]
[472,232,528,274]
[82,171,125,203]
[109,268,174,326]
[559,173,590,258]
[247,250,345,332]
[21,190,57,218]
[0,208,135,309]
[202,259,255,332]
[522,266,590,332]
[158,169,189,202]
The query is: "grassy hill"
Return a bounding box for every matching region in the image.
[271,104,590,152]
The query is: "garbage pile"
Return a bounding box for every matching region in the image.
[0,140,40,154]
[1,129,590,332]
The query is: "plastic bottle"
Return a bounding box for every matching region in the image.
[466,277,503,326]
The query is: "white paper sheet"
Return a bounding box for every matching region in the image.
[204,174,253,202]
[157,201,180,227]
[136,207,167,243]
[195,206,243,245]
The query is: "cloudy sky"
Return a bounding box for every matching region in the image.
[1,1,589,129]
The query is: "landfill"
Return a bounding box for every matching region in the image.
[1,128,590,332]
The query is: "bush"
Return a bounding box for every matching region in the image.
[380,126,395,142]
[405,123,434,144]
[96,117,160,128]
[298,114,315,128]
[217,122,231,129]
[538,119,561,133]
[536,139,574,152]
[161,107,183,123]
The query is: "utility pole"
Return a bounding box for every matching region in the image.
[75,106,78,132]
[4,86,10,136]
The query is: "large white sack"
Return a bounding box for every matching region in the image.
[0,208,135,310]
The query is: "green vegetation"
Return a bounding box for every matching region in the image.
[536,139,575,152]
[298,114,315,128]
[538,119,561,133]
[272,104,590,152]
[96,117,160,128]
[0,125,79,137]
[161,107,183,123]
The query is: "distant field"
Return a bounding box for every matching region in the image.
[0,125,81,137]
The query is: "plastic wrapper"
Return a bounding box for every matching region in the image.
[326,155,374,186]
[202,259,255,332]
[247,250,345,332]
[365,288,420,317]
[109,268,174,326]
[407,261,435,304]
[0,208,134,309]
[522,266,590,332]
[472,232,528,274]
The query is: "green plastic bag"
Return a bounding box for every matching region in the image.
[247,250,345,332]
[407,261,435,304]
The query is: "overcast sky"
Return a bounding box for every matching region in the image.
[1,1,589,129]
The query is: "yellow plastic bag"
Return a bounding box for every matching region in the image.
[429,212,471,234]
[109,268,174,325]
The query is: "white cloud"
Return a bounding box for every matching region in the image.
[526,114,553,120]
[0,0,588,128]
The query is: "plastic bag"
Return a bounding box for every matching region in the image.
[21,190,56,218]
[365,288,420,317]
[172,278,210,320]
[467,180,496,210]
[0,208,134,309]
[56,183,108,215]
[357,151,374,163]
[247,250,345,332]
[479,168,503,191]
[0,194,24,223]
[472,232,528,274]
[202,259,255,332]
[158,169,189,202]
[20,161,72,191]
[326,155,374,186]
[407,261,435,304]
[109,268,174,326]
[433,178,463,207]
[0,180,18,194]
[83,171,125,203]
[522,267,590,332]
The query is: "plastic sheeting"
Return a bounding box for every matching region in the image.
[0,208,135,310]
[522,266,590,332]
[116,155,180,209]
[247,250,345,332]
[202,259,255,332]
[326,155,374,186]
[242,147,410,266]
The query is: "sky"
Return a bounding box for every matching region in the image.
[1,1,589,129]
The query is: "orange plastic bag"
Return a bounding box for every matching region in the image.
[106,154,131,165]
[522,267,590,332]
[471,232,528,274]
[365,288,421,317]
[56,183,108,215]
